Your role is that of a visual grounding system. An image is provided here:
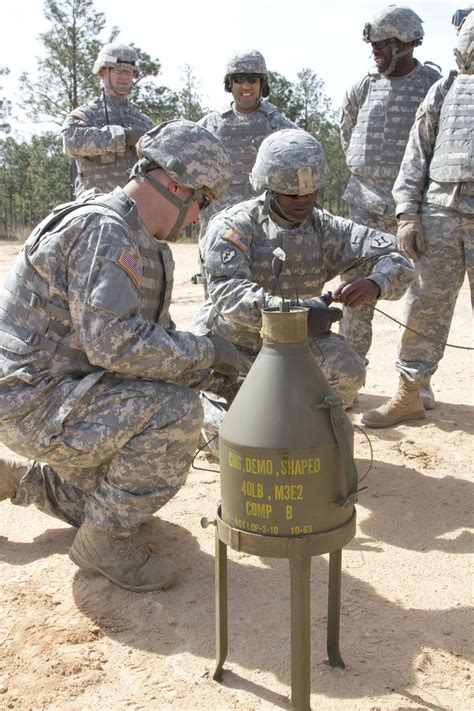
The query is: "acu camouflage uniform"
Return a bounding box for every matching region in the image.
[392,67,474,386]
[62,94,154,197]
[193,194,415,453]
[339,60,440,357]
[197,103,296,235]
[0,188,216,531]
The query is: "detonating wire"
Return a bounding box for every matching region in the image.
[372,305,473,350]
[192,434,220,472]
[353,424,373,484]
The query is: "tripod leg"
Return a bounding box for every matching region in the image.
[213,529,228,681]
[289,537,312,711]
[327,548,345,668]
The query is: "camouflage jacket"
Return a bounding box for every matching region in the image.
[194,194,415,352]
[393,71,474,216]
[62,93,154,196]
[0,188,214,424]
[198,100,296,234]
[340,61,440,215]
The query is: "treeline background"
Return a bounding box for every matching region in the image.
[0,0,349,240]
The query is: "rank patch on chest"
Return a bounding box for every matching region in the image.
[224,228,249,254]
[117,249,141,287]
[222,247,236,264]
[370,234,393,249]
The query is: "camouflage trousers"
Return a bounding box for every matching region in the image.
[396,204,474,385]
[339,205,398,359]
[201,332,366,457]
[1,374,202,531]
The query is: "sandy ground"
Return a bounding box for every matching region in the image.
[0,240,472,711]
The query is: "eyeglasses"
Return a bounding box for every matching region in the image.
[110,67,134,76]
[232,74,261,85]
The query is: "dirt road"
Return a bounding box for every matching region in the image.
[0,241,472,710]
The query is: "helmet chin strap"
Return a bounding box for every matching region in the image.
[129,160,204,241]
[268,192,304,225]
[381,40,415,76]
[454,48,473,74]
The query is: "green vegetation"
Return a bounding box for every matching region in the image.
[0,0,348,240]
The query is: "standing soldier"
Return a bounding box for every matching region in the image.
[339,5,440,367]
[362,12,474,428]
[194,50,296,285]
[62,42,154,197]
[0,120,238,591]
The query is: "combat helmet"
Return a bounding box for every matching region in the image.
[93,42,140,78]
[454,11,474,72]
[250,129,328,195]
[224,50,270,97]
[132,120,231,240]
[136,119,231,199]
[363,5,424,44]
[363,5,424,75]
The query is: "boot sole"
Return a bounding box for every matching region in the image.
[68,548,177,593]
[361,410,426,429]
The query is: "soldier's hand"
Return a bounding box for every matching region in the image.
[307,301,343,337]
[397,214,425,260]
[125,128,145,147]
[207,334,240,385]
[332,276,381,307]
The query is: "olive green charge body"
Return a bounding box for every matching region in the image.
[219,308,358,538]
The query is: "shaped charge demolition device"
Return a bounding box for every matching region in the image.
[201,250,361,710]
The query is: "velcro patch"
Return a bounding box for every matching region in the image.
[222,247,236,264]
[370,234,393,249]
[117,249,141,287]
[224,228,249,254]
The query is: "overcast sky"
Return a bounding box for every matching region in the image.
[0,0,464,135]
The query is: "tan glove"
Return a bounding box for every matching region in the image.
[397,213,425,260]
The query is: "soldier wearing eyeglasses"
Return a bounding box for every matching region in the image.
[196,50,296,255]
[62,42,154,197]
[338,6,440,371]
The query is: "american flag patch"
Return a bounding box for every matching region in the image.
[224,228,249,254]
[117,249,141,287]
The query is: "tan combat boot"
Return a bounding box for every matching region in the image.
[0,457,27,501]
[362,375,426,428]
[69,521,178,592]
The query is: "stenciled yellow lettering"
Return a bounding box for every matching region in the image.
[245,501,272,519]
[229,451,241,470]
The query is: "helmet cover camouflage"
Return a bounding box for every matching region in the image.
[93,42,140,78]
[363,5,424,43]
[250,129,328,195]
[224,50,268,80]
[454,11,474,72]
[136,119,232,199]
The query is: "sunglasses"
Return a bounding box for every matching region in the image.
[370,39,393,50]
[232,74,261,85]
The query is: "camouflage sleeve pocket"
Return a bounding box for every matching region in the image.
[88,245,141,317]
